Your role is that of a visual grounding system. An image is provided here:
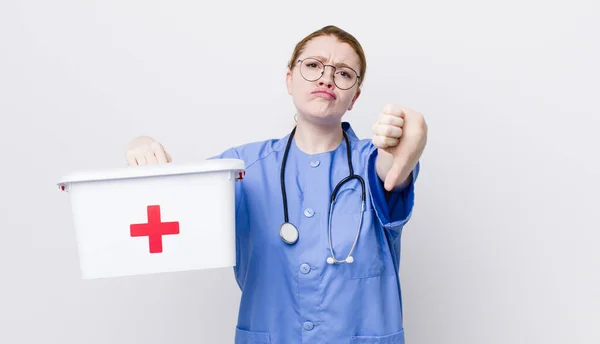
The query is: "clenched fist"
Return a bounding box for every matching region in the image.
[125,136,172,166]
[372,104,427,191]
[372,104,405,150]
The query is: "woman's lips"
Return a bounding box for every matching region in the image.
[312,90,336,100]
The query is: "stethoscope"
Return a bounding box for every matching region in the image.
[279,126,366,264]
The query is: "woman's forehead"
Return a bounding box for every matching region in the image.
[300,36,361,68]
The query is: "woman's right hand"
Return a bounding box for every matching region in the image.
[125,136,172,166]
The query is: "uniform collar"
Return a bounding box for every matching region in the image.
[342,121,358,140]
[274,121,358,153]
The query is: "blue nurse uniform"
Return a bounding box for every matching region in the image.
[211,122,420,344]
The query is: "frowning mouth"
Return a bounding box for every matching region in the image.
[311,89,336,100]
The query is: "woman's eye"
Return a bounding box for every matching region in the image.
[338,71,351,79]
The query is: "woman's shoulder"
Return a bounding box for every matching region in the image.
[341,121,377,156]
[209,136,286,169]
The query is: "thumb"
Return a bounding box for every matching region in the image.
[383,163,402,191]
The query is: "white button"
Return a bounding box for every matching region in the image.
[304,208,314,217]
[300,263,311,274]
[303,322,314,331]
[310,160,320,167]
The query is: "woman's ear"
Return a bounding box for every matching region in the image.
[286,71,293,95]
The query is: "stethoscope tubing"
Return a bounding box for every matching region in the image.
[279,126,366,264]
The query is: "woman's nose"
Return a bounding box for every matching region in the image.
[318,66,335,88]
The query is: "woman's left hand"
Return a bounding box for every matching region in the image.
[372,104,428,191]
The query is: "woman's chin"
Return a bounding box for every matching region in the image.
[300,113,343,125]
[298,104,342,119]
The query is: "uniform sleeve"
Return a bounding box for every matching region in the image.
[207,147,245,214]
[367,148,420,237]
[208,147,249,290]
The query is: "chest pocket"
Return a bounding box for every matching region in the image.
[327,184,384,279]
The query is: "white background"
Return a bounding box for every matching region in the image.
[1,0,599,343]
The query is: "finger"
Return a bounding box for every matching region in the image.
[127,136,156,151]
[144,151,159,164]
[384,161,412,191]
[373,135,399,148]
[132,147,148,165]
[378,114,404,127]
[126,151,138,166]
[166,152,172,163]
[373,124,403,139]
[154,151,168,164]
[150,142,168,164]
[384,166,400,191]
[381,104,404,117]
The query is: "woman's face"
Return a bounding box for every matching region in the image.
[286,35,362,125]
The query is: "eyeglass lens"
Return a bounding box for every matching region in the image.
[299,58,358,90]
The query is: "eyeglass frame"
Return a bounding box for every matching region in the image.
[296,58,361,90]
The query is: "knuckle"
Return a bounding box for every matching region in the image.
[372,124,379,134]
[150,141,165,152]
[420,116,428,130]
[132,145,148,155]
[382,103,400,114]
[385,126,394,136]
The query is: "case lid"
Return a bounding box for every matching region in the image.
[57,158,245,186]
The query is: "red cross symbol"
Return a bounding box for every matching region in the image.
[130,205,179,254]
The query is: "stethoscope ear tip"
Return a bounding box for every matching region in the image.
[346,256,354,263]
[326,257,335,264]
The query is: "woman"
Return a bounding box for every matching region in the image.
[126,25,427,344]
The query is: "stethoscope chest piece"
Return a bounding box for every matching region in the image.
[280,222,299,244]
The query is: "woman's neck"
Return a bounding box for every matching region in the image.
[293,116,344,155]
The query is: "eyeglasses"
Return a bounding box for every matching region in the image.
[297,58,360,90]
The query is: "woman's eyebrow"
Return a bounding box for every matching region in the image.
[310,55,354,69]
